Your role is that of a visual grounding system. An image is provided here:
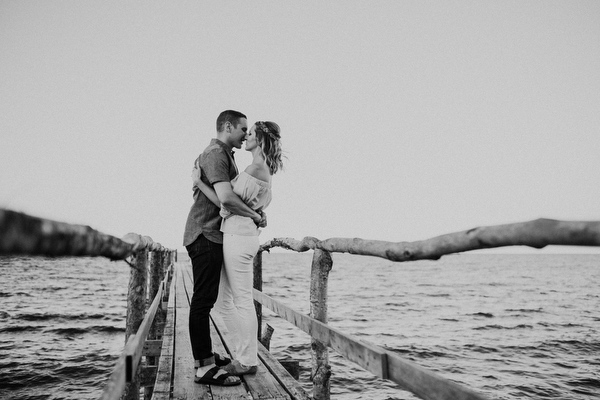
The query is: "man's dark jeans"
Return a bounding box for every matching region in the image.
[186,234,223,362]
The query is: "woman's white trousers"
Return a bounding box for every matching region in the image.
[214,233,259,366]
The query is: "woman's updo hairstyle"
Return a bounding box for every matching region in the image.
[255,121,284,175]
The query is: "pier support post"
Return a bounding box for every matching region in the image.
[123,248,149,400]
[253,250,263,340]
[260,324,274,350]
[145,250,165,400]
[149,251,163,307]
[310,249,332,400]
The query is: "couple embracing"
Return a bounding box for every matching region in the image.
[183,110,284,386]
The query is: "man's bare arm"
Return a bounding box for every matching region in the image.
[213,182,266,227]
[191,166,221,207]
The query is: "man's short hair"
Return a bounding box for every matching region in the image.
[216,110,247,132]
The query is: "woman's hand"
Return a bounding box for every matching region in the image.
[252,209,267,228]
[191,166,202,187]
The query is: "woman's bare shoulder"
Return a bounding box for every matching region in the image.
[244,163,271,182]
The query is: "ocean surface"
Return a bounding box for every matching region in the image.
[0,252,599,399]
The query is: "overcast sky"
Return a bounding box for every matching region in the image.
[1,1,599,253]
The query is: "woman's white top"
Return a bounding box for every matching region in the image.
[220,171,272,236]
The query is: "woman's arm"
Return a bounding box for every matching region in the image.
[191,166,221,207]
[193,165,266,227]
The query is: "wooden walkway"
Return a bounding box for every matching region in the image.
[153,262,309,400]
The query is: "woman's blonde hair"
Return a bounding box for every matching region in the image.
[255,121,284,175]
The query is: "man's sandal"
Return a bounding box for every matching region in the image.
[194,366,241,386]
[194,353,232,369]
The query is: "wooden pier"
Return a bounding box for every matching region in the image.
[153,261,309,400]
[2,208,599,400]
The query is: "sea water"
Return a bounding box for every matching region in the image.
[0,253,599,399]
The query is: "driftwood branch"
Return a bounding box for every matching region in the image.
[260,236,320,253]
[267,219,600,262]
[0,208,166,259]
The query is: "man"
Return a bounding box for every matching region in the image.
[183,110,266,386]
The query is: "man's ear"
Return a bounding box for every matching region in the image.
[224,121,231,133]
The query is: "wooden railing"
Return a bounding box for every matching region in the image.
[0,209,176,400]
[252,218,600,400]
[3,209,599,400]
[101,245,174,400]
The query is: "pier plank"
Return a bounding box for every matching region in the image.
[151,267,176,400]
[149,262,309,399]
[179,262,302,400]
[257,343,310,400]
[180,264,248,399]
[210,315,290,400]
[172,264,211,399]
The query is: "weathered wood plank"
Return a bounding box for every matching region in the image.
[180,264,248,400]
[257,342,310,400]
[172,265,211,399]
[210,312,290,400]
[253,290,489,400]
[253,290,388,377]
[208,321,249,400]
[143,340,163,357]
[151,269,176,400]
[181,263,295,399]
[385,355,486,400]
[242,366,290,400]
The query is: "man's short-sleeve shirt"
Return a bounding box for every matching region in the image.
[183,139,238,245]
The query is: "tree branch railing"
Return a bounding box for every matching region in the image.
[254,218,600,400]
[0,208,165,259]
[261,218,600,262]
[0,208,176,400]
[4,209,599,400]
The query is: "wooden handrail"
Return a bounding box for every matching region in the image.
[5,208,597,399]
[100,265,171,400]
[253,290,489,400]
[261,218,600,261]
[256,218,599,400]
[0,208,176,400]
[0,209,165,259]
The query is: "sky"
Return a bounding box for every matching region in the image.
[1,1,599,253]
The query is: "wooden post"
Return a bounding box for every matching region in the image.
[123,248,149,400]
[144,250,164,400]
[260,324,274,350]
[149,251,162,306]
[253,250,263,340]
[310,249,332,400]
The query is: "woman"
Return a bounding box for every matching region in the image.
[192,121,284,376]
